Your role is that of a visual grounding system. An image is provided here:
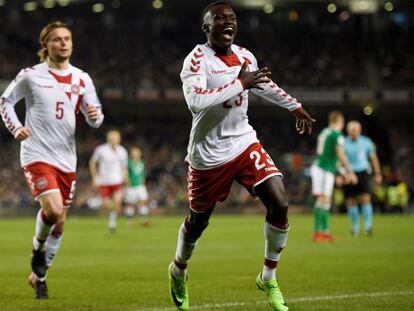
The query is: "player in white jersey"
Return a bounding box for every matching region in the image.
[89,129,128,232]
[168,2,315,311]
[0,21,103,299]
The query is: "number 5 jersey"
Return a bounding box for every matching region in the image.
[1,62,104,172]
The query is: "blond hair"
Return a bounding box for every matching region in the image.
[328,110,344,125]
[37,21,71,62]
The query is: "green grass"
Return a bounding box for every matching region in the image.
[0,214,413,311]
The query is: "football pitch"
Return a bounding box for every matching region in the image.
[0,214,413,311]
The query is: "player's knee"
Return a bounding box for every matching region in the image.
[47,205,65,223]
[266,199,288,225]
[186,216,209,239]
[360,194,371,204]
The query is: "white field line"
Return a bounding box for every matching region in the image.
[132,290,414,311]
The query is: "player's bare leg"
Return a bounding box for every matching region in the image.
[29,191,65,299]
[254,176,289,311]
[169,208,214,310]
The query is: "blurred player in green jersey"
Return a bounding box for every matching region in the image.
[124,147,150,226]
[310,111,356,242]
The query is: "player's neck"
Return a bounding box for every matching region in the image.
[207,41,232,56]
[330,124,341,131]
[47,58,70,71]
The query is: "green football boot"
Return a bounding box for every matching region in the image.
[256,273,289,311]
[168,262,189,311]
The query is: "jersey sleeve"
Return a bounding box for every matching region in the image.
[90,146,102,162]
[246,52,302,111]
[180,46,245,113]
[79,72,104,128]
[337,134,345,147]
[0,69,28,135]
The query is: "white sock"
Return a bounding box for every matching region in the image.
[171,262,187,279]
[262,221,289,281]
[262,265,276,281]
[46,232,63,268]
[139,205,149,217]
[108,211,118,229]
[125,207,135,217]
[175,223,197,264]
[35,210,53,244]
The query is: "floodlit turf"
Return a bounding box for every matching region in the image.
[0,214,413,311]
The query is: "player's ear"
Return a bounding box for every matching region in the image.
[201,23,209,34]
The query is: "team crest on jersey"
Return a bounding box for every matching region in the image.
[71,84,80,95]
[35,177,48,190]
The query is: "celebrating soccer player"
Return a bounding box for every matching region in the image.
[167,2,315,311]
[344,121,382,236]
[89,129,128,232]
[0,21,104,299]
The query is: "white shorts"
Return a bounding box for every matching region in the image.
[124,185,148,204]
[310,165,335,197]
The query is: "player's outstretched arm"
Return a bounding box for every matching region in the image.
[292,107,315,135]
[245,54,304,112]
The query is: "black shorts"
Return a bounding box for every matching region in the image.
[343,170,372,198]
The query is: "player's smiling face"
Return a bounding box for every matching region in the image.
[46,27,73,63]
[204,4,237,54]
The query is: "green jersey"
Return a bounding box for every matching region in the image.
[128,159,145,187]
[315,127,344,174]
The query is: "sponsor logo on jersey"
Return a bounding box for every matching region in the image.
[35,177,48,190]
[34,82,54,89]
[212,69,227,74]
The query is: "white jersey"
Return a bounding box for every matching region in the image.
[0,62,104,172]
[181,43,302,170]
[91,143,128,186]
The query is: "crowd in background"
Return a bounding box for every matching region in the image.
[0,2,413,213]
[1,2,414,90]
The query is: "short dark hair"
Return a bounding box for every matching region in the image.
[201,1,231,22]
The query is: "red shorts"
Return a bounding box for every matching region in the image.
[188,142,282,212]
[98,184,123,199]
[23,162,76,207]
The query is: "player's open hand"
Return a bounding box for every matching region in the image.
[14,127,32,141]
[292,107,315,135]
[238,62,271,90]
[85,104,100,122]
